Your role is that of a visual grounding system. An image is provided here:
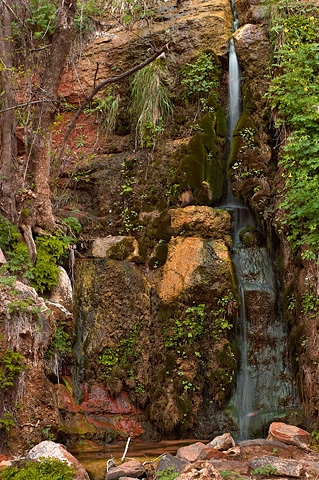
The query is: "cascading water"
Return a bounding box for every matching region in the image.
[222,4,300,439]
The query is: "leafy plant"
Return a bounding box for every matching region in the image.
[0,413,15,432]
[0,458,75,480]
[212,292,234,340]
[130,59,173,147]
[0,350,25,392]
[155,467,179,480]
[266,2,319,260]
[180,51,220,103]
[251,464,278,475]
[87,86,120,134]
[7,297,46,316]
[31,234,69,293]
[61,216,82,235]
[45,322,72,359]
[98,324,142,375]
[163,303,205,348]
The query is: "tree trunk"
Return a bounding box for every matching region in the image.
[0,0,18,222]
[28,0,76,231]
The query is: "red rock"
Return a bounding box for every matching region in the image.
[176,442,207,462]
[199,447,226,460]
[0,460,11,471]
[0,455,8,463]
[267,422,312,448]
[207,433,235,451]
[225,446,240,456]
[27,441,89,480]
[81,384,140,415]
[53,384,81,413]
[105,459,145,480]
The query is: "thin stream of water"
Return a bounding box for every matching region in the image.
[223,3,300,439]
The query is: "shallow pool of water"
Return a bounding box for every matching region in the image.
[72,439,205,480]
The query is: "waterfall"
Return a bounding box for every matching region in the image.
[221,5,300,439]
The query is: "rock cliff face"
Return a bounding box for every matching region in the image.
[2,0,318,454]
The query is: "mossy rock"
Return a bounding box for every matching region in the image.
[227,135,242,173]
[206,93,219,110]
[216,107,227,137]
[173,395,192,416]
[244,100,258,114]
[178,127,224,204]
[155,243,168,263]
[108,238,135,261]
[233,115,256,138]
[165,352,176,372]
[239,225,265,247]
[155,212,173,241]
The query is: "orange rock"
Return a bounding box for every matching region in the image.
[267,422,312,448]
[177,442,207,462]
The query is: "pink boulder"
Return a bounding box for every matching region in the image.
[27,441,89,480]
[267,422,312,448]
[176,442,206,462]
[207,433,236,451]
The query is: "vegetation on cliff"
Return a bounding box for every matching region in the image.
[267,1,319,261]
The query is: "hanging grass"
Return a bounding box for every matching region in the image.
[130,59,173,147]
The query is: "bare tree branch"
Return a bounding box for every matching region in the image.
[0,99,59,114]
[57,43,169,173]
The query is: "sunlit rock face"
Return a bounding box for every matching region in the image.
[59,0,233,104]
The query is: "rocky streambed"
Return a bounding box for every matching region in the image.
[2,423,319,480]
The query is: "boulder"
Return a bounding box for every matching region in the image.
[177,442,207,463]
[178,190,195,208]
[169,206,231,240]
[177,460,223,480]
[158,237,234,303]
[49,266,73,312]
[233,24,270,81]
[267,422,312,449]
[89,236,139,260]
[199,447,226,460]
[27,441,89,480]
[156,453,189,475]
[209,460,249,474]
[248,455,302,477]
[59,0,233,104]
[239,439,290,460]
[0,454,10,472]
[207,433,235,451]
[0,248,6,264]
[105,459,145,480]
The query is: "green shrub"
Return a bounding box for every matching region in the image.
[45,322,72,359]
[0,458,75,480]
[130,60,173,147]
[180,51,220,103]
[266,2,319,260]
[0,350,25,392]
[0,413,15,432]
[155,467,179,480]
[31,234,68,293]
[163,303,205,348]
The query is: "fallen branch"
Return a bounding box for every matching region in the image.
[57,43,169,174]
[121,436,131,462]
